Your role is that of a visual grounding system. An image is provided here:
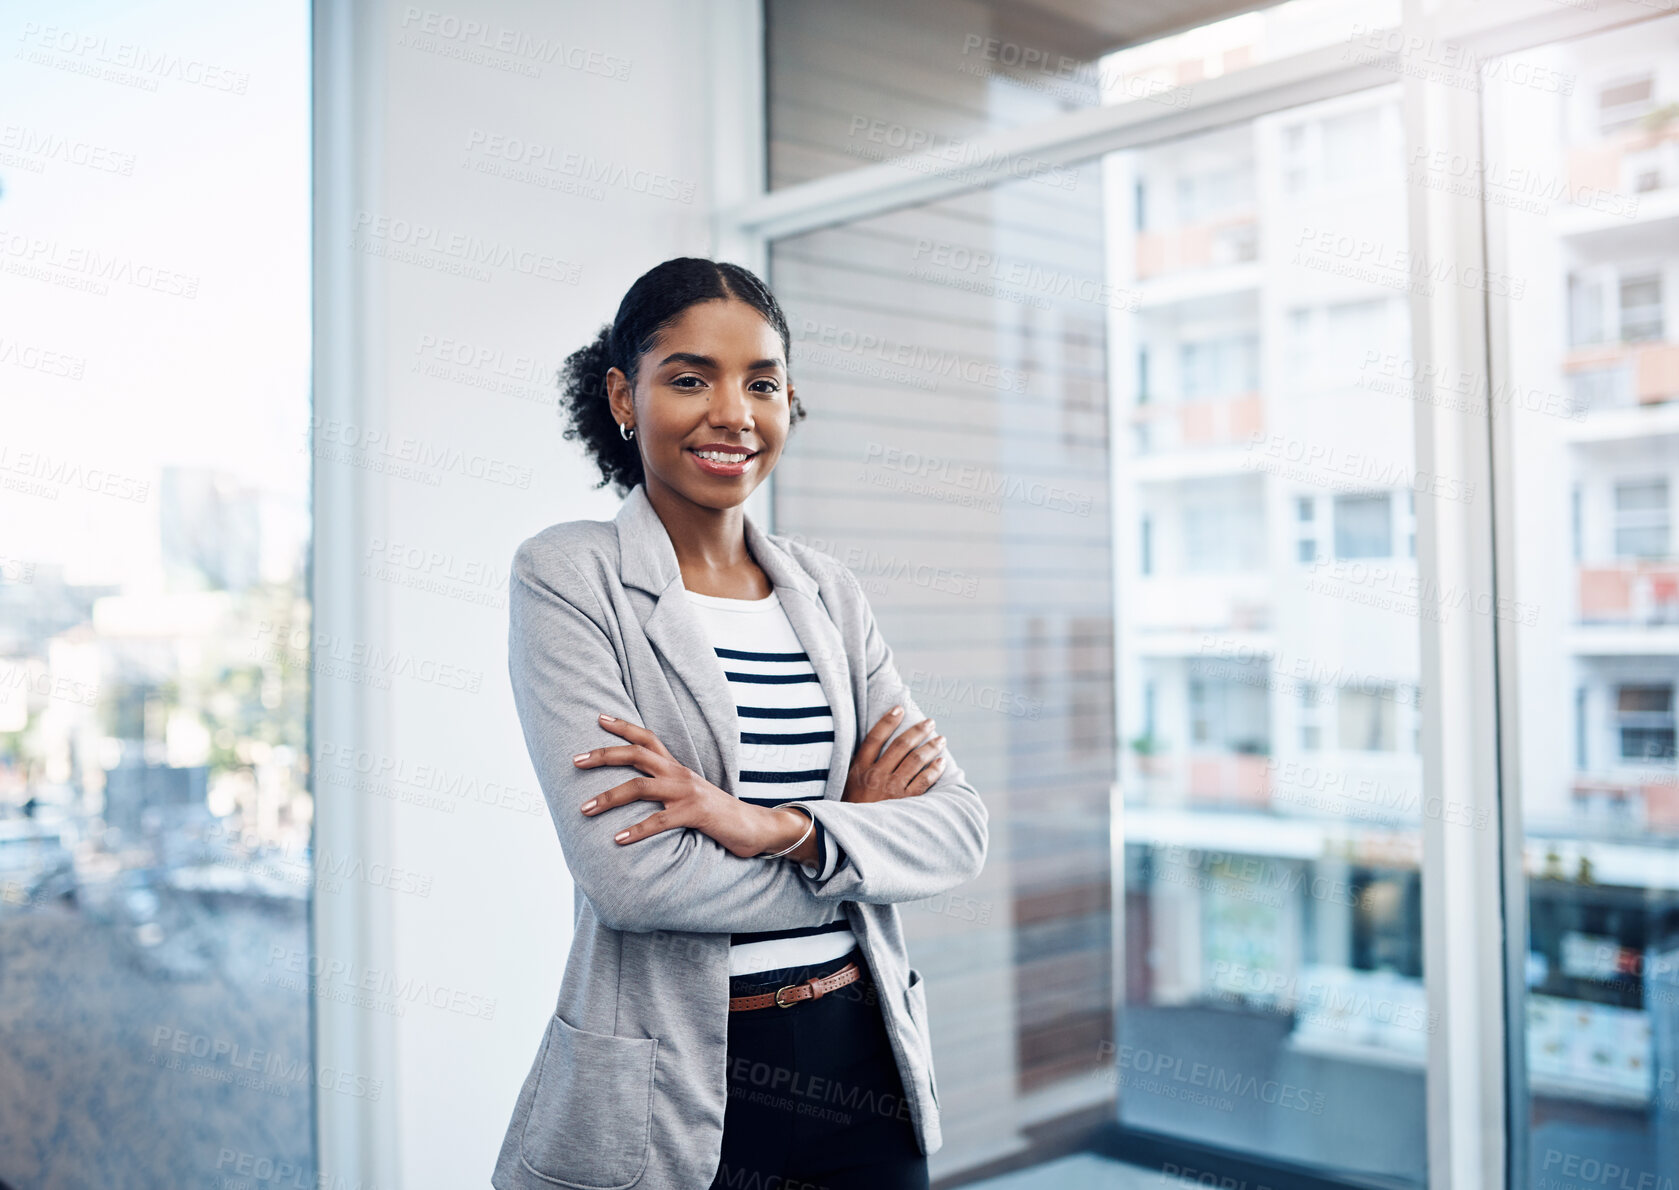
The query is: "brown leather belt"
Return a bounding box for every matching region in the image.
[728,960,863,1012]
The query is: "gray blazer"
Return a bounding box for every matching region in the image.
[492,482,990,1190]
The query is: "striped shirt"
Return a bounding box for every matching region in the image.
[684,586,857,975]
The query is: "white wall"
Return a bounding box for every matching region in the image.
[312,2,740,1184]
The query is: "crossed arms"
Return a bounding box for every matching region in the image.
[508,541,989,935]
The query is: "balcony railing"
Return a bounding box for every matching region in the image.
[1133,750,1272,809]
[1566,115,1679,199]
[1571,776,1679,830]
[1578,560,1679,626]
[1131,391,1262,454]
[1135,214,1258,279]
[1563,341,1679,415]
[1131,576,1270,634]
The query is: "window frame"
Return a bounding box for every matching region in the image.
[1333,490,1397,560]
[1611,476,1671,560]
[712,4,1673,1188]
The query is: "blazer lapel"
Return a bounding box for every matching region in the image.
[743,513,856,805]
[614,483,856,804]
[615,485,736,789]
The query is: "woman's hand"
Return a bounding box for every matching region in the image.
[572,714,791,858]
[843,706,946,804]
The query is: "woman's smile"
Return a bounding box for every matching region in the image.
[686,444,760,477]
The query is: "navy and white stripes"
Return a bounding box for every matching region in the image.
[685,586,857,975]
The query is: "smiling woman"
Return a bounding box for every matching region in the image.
[494,257,988,1190]
[555,257,809,503]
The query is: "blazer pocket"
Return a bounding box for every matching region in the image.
[519,1012,659,1189]
[904,967,939,1109]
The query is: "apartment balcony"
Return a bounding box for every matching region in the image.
[1566,115,1679,202]
[1131,573,1270,636]
[1570,775,1679,830]
[1577,560,1679,626]
[1563,340,1679,417]
[1130,392,1263,458]
[1135,214,1258,280]
[1131,750,1272,810]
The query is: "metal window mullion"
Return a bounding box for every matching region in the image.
[1401,2,1509,1186]
[311,0,401,1185]
[1481,53,1536,1190]
[732,38,1405,241]
[729,1,1655,246]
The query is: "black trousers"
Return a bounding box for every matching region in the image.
[708,945,930,1190]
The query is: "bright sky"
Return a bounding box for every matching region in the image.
[2,0,310,589]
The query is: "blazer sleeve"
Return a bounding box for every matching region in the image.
[796,814,844,882]
[509,540,848,936]
[791,565,990,904]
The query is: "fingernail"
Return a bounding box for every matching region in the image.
[614,829,630,842]
[572,752,590,764]
[890,706,903,716]
[599,713,616,722]
[581,798,597,812]
[932,757,946,768]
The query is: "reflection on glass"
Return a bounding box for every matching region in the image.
[1483,16,1679,1185]
[0,3,313,1185]
[1110,81,1428,1186]
[767,161,1116,1166]
[764,0,1409,194]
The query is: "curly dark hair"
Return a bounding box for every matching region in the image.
[558,257,808,497]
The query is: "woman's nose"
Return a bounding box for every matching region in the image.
[708,386,753,428]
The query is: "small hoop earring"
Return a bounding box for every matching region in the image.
[619,422,635,441]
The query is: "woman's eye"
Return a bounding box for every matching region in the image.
[751,380,781,394]
[671,375,704,389]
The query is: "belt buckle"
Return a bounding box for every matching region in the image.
[774,983,802,1008]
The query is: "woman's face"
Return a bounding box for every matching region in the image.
[608,298,791,511]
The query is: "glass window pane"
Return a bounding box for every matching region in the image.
[1484,16,1679,1186]
[1335,493,1393,559]
[1321,107,1382,185]
[1338,689,1397,752]
[769,158,1118,1139]
[1620,274,1665,342]
[765,3,1413,1184]
[1598,72,1655,133]
[1116,81,1426,1187]
[765,0,1113,191]
[0,3,313,1184]
[1571,276,1606,347]
[1613,479,1670,559]
[1617,685,1673,715]
[765,0,1400,192]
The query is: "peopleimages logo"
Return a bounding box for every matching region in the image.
[0,228,200,298]
[305,416,533,490]
[349,211,582,285]
[0,446,149,503]
[17,22,251,93]
[463,129,696,203]
[1096,1040,1327,1114]
[396,7,631,80]
[845,116,1079,191]
[0,124,138,176]
[150,1026,381,1101]
[1538,1148,1675,1190]
[265,946,498,1021]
